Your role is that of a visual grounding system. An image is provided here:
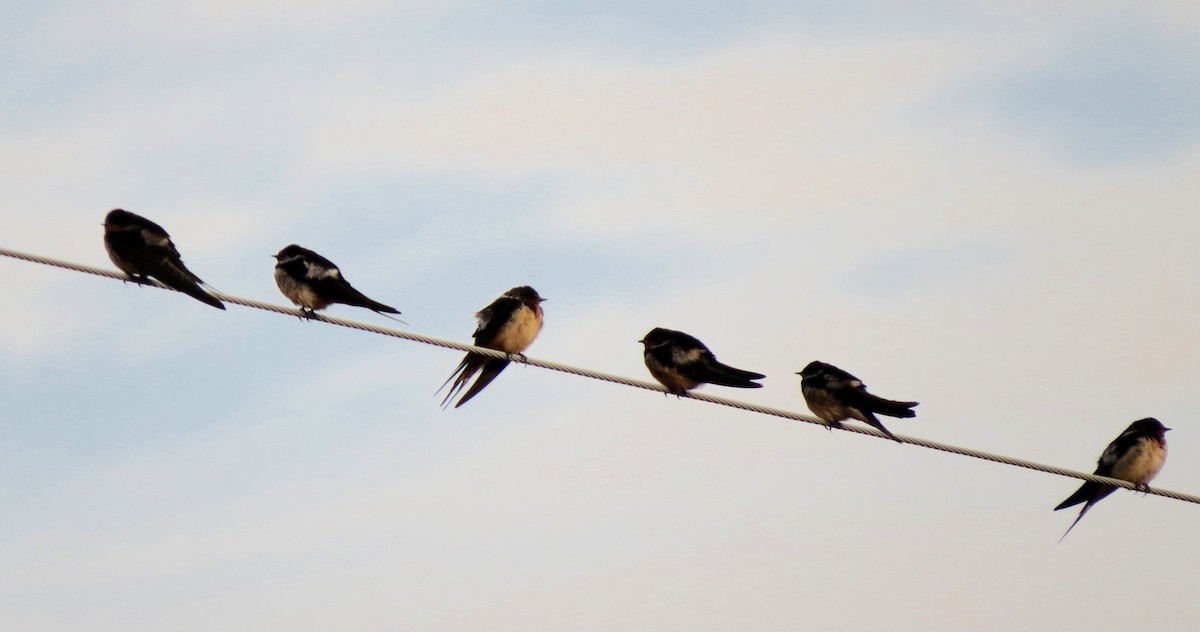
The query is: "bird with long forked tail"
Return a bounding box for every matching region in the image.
[102,208,225,309]
[439,286,545,408]
[639,327,765,395]
[1055,417,1169,541]
[797,360,917,442]
[272,244,403,321]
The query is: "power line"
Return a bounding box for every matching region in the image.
[2,245,1196,506]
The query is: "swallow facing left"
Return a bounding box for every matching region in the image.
[102,208,225,309]
[797,361,917,442]
[1055,417,1169,541]
[272,245,403,320]
[639,328,765,395]
[439,286,545,408]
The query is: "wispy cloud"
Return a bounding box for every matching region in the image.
[984,26,1200,165]
[3,3,1200,631]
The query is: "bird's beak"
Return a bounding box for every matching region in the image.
[637,339,646,344]
[1165,427,1173,432]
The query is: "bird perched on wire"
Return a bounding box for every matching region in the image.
[1054,417,1169,541]
[102,208,225,310]
[439,286,546,408]
[797,361,917,442]
[272,244,403,321]
[639,327,765,395]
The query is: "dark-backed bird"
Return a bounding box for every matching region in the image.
[797,360,917,442]
[272,244,402,320]
[1055,417,1169,541]
[102,208,225,309]
[639,327,765,395]
[439,286,545,408]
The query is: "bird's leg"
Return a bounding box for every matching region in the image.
[508,352,529,363]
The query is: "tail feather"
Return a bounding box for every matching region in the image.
[375,311,410,325]
[715,362,766,381]
[320,280,403,317]
[453,358,511,408]
[1058,502,1094,542]
[438,355,481,408]
[354,297,408,324]
[343,291,401,315]
[1055,484,1118,541]
[864,394,918,418]
[439,354,513,408]
[695,362,765,389]
[154,263,225,310]
[1054,482,1100,511]
[860,411,902,443]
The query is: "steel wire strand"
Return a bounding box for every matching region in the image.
[2,246,1196,505]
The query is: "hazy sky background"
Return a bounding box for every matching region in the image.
[2,1,1199,630]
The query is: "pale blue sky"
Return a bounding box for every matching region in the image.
[2,2,1199,630]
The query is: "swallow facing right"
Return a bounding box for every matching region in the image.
[639,328,765,395]
[797,361,917,442]
[272,245,402,320]
[1055,417,1169,541]
[102,208,225,309]
[439,286,546,408]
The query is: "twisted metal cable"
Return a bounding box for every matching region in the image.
[2,246,1196,505]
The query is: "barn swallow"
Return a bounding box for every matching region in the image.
[797,361,917,442]
[439,286,545,408]
[102,208,225,309]
[639,327,765,395]
[1055,417,1169,541]
[272,244,403,321]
